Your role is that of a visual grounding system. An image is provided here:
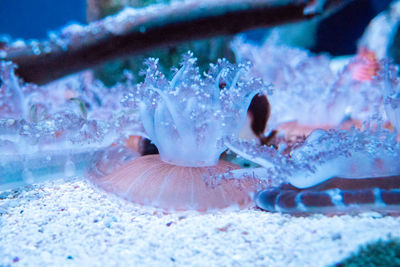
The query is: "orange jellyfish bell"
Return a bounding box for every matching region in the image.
[91,154,261,211]
[350,47,380,82]
[89,53,271,212]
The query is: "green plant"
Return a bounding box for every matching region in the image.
[335,238,400,267]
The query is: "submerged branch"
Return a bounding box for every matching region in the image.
[1,0,351,84]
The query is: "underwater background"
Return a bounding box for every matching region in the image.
[0,0,393,53]
[0,0,86,39]
[1,0,400,266]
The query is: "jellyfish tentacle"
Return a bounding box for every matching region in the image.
[138,102,156,142]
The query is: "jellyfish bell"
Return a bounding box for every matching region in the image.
[91,154,260,212]
[88,53,271,212]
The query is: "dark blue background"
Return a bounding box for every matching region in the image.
[313,0,392,55]
[0,0,86,39]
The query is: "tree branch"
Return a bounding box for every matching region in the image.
[1,0,351,84]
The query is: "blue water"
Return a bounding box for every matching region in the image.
[0,0,86,39]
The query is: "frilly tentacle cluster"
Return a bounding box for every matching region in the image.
[227,126,400,188]
[0,62,25,118]
[0,61,136,153]
[122,52,271,167]
[288,127,400,187]
[232,39,385,128]
[380,60,400,132]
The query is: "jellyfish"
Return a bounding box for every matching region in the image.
[89,53,271,212]
[227,127,400,213]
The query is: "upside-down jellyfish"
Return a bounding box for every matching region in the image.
[0,62,136,190]
[227,125,400,213]
[89,53,270,212]
[229,39,400,214]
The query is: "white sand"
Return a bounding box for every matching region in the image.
[1,177,400,267]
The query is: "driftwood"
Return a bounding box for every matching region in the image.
[1,0,351,84]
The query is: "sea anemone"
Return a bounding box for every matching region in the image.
[89,53,271,212]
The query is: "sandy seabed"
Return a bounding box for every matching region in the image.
[0,176,399,267]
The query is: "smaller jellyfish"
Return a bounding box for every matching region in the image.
[380,60,400,132]
[228,127,400,214]
[0,61,26,118]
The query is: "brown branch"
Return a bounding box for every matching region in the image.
[1,0,351,84]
